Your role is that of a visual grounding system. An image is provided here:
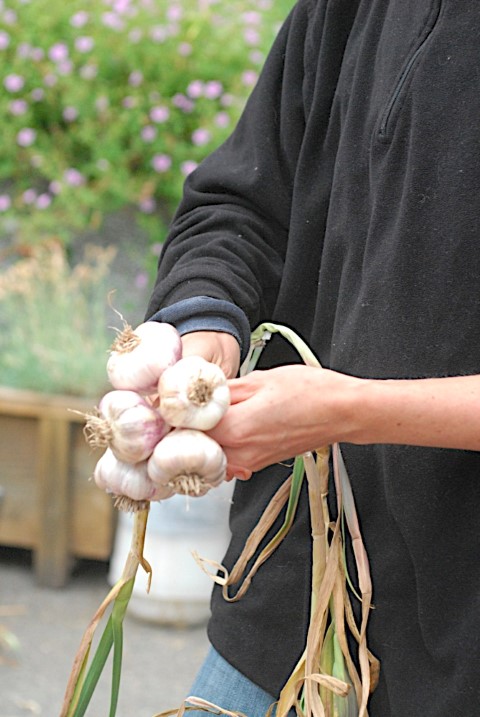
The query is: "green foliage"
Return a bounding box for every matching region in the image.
[0,241,114,396]
[0,0,295,256]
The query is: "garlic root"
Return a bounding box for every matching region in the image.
[159,355,230,430]
[147,428,227,497]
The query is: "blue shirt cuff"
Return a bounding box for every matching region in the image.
[147,296,251,364]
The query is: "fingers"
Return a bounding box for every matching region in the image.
[225,374,260,403]
[180,331,241,378]
[225,463,252,481]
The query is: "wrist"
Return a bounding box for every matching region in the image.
[342,377,386,445]
[327,372,373,445]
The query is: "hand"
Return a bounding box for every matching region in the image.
[208,364,363,478]
[180,331,241,379]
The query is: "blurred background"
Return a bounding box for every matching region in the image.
[0,0,294,715]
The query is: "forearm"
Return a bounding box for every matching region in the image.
[351,373,480,451]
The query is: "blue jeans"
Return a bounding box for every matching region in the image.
[187,646,295,717]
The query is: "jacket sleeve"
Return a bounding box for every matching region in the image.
[145,0,313,334]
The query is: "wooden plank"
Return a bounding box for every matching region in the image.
[0,385,97,421]
[0,414,39,547]
[34,415,71,587]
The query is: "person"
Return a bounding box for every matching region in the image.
[144,1,480,715]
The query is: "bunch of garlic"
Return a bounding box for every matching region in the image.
[88,320,230,511]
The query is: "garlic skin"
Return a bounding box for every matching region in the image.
[158,355,230,430]
[107,321,182,394]
[85,390,169,463]
[94,448,175,510]
[147,428,227,497]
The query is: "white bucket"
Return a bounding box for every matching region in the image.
[108,480,235,626]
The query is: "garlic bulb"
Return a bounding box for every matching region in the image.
[84,390,169,463]
[94,448,175,511]
[107,321,182,394]
[158,355,230,430]
[147,428,227,497]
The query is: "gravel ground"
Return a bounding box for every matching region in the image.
[0,547,210,717]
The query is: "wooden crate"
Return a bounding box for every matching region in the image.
[0,386,115,587]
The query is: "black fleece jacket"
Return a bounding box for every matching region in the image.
[146,1,480,714]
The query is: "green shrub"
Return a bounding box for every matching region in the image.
[0,241,115,396]
[0,0,295,261]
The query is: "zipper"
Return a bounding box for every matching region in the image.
[378,0,443,142]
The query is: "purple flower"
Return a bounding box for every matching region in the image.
[191,128,211,146]
[186,80,204,98]
[57,60,74,76]
[17,42,32,58]
[166,5,182,21]
[44,74,58,87]
[151,154,172,173]
[249,49,264,65]
[80,64,98,80]
[75,36,94,53]
[31,88,45,102]
[122,96,137,108]
[242,70,258,87]
[48,42,69,63]
[178,42,192,57]
[9,99,28,116]
[180,160,198,177]
[16,128,36,147]
[31,47,45,62]
[150,26,168,43]
[204,81,223,100]
[4,73,24,92]
[49,180,62,195]
[215,111,230,128]
[36,193,52,209]
[22,189,37,204]
[64,168,86,187]
[63,106,78,122]
[149,105,169,123]
[3,10,17,25]
[151,242,163,256]
[220,93,234,107]
[139,198,156,214]
[113,0,132,13]
[141,125,157,142]
[244,28,260,46]
[172,93,194,113]
[242,11,262,25]
[0,194,11,212]
[135,268,150,289]
[128,70,143,87]
[70,11,89,28]
[0,31,10,50]
[102,12,125,31]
